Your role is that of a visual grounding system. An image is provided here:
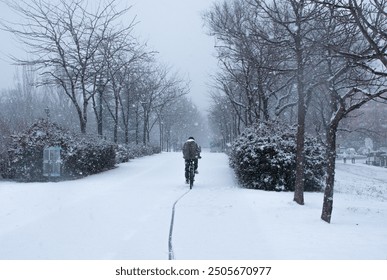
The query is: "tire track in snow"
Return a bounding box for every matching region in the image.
[168,190,191,260]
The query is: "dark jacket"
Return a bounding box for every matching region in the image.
[182,139,201,160]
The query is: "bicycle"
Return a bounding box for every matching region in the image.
[187,159,196,189]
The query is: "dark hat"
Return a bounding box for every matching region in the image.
[188,136,195,140]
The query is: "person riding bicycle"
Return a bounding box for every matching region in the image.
[182,136,201,184]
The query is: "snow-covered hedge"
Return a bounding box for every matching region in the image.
[229,123,325,192]
[62,135,116,178]
[3,119,116,181]
[115,143,161,163]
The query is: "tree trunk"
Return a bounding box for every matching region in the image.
[321,123,338,223]
[135,107,140,145]
[294,98,306,205]
[97,90,103,136]
[262,95,269,121]
[143,110,148,145]
[124,126,129,144]
[293,18,306,205]
[81,99,89,134]
[159,120,164,151]
[124,94,130,144]
[74,102,87,134]
[114,98,119,143]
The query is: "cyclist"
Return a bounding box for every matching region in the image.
[182,136,201,184]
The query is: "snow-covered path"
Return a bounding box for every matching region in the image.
[174,157,387,260]
[0,152,386,260]
[0,152,189,259]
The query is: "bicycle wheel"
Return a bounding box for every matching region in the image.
[189,161,195,189]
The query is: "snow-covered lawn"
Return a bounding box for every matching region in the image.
[0,152,386,260]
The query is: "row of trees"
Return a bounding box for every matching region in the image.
[0,0,205,152]
[205,0,387,223]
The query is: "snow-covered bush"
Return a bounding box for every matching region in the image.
[229,123,325,192]
[5,119,70,180]
[115,143,161,164]
[62,135,116,177]
[3,119,116,181]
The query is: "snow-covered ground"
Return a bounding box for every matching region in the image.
[0,152,386,260]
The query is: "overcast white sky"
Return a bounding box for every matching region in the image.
[0,0,217,110]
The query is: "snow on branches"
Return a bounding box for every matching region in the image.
[229,122,325,192]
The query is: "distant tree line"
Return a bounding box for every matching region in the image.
[204,0,387,223]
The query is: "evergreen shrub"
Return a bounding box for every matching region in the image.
[229,123,326,192]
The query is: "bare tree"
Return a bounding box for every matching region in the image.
[119,62,150,144]
[207,1,288,123]
[208,93,239,150]
[102,38,148,142]
[160,97,205,151]
[141,65,189,145]
[205,0,387,223]
[204,0,298,140]
[316,0,387,223]
[253,0,326,205]
[207,0,324,204]
[1,0,137,133]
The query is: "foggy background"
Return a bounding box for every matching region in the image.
[0,0,217,110]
